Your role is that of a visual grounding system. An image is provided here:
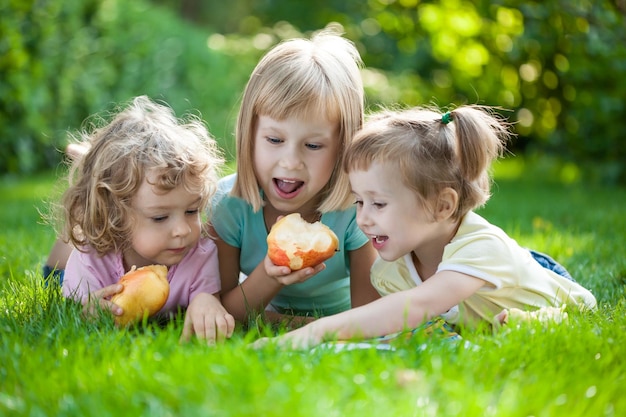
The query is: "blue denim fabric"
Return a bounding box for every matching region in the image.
[42,265,64,287]
[528,249,575,282]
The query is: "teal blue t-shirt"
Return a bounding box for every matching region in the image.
[211,174,369,316]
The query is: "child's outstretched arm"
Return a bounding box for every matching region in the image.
[256,270,484,349]
[180,292,235,344]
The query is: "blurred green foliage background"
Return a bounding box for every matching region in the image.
[2,0,625,182]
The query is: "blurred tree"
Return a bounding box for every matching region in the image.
[1,0,625,183]
[148,1,626,182]
[157,0,626,182]
[0,0,255,174]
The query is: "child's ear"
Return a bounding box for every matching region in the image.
[435,187,458,220]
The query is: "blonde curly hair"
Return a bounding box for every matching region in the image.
[60,96,223,256]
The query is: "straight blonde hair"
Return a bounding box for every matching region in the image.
[232,27,364,212]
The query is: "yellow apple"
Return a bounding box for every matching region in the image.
[110,264,169,326]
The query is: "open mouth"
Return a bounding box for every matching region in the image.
[274,178,304,196]
[373,235,388,244]
[370,234,389,250]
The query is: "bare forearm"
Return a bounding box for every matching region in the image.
[272,272,483,349]
[311,291,435,342]
[221,270,284,322]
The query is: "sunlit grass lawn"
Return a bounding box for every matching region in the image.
[1,159,625,417]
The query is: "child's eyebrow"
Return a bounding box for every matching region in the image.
[141,197,202,212]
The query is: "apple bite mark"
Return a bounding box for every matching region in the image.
[267,213,339,270]
[110,264,170,327]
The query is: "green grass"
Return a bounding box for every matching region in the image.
[1,161,625,417]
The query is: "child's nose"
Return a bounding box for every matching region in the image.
[356,207,372,228]
[172,219,191,237]
[279,148,304,170]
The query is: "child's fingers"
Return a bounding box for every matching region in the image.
[98,285,124,315]
[226,314,235,336]
[215,314,236,342]
[265,253,327,285]
[81,299,122,318]
[179,315,194,343]
[264,255,291,276]
[180,313,216,344]
[81,284,124,317]
[90,284,123,300]
[197,313,235,344]
[274,263,326,286]
[198,316,216,344]
[103,300,123,316]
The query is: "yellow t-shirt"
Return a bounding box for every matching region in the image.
[371,211,597,328]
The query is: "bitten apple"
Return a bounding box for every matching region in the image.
[267,213,339,270]
[110,264,169,326]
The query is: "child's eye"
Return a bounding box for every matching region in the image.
[353,199,363,207]
[267,136,282,144]
[186,209,199,215]
[305,143,322,150]
[152,216,168,223]
[373,202,386,209]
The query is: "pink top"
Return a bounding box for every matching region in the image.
[62,238,221,316]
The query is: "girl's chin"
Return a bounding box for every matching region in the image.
[378,253,398,262]
[266,194,311,213]
[375,247,404,263]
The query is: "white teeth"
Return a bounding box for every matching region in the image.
[375,236,385,244]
